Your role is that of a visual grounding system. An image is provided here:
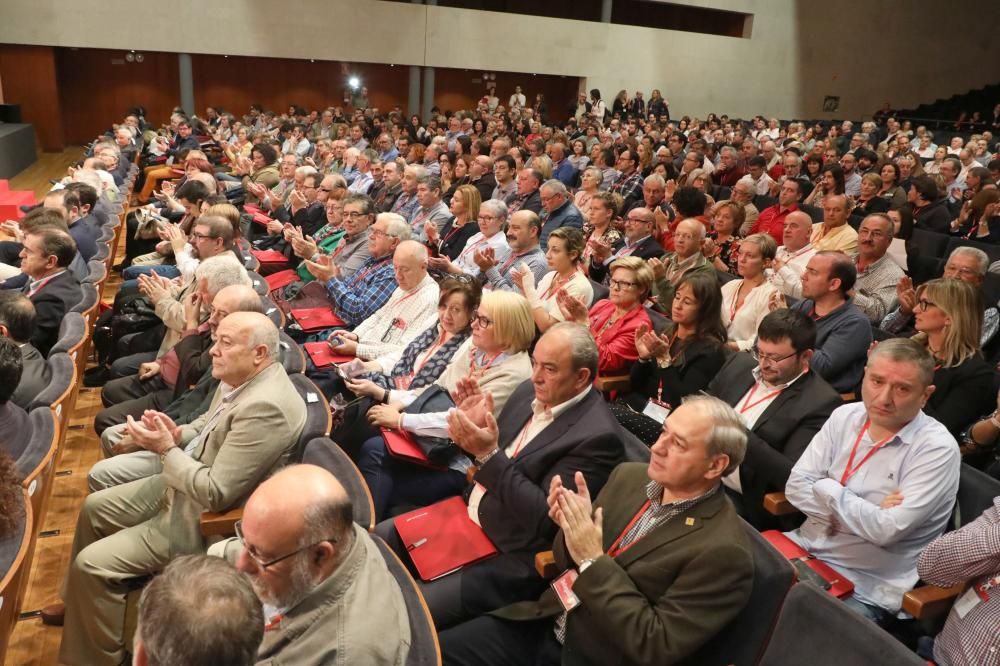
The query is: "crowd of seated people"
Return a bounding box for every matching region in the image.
[5,87,1000,666]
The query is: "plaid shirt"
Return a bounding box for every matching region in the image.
[323,254,396,327]
[610,169,643,205]
[391,191,420,222]
[917,496,1000,666]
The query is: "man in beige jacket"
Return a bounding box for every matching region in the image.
[53,312,307,666]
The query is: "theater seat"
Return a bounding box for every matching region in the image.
[757,584,925,666]
[0,488,32,664]
[302,437,375,531]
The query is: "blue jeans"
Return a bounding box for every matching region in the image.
[842,596,893,627]
[122,264,181,281]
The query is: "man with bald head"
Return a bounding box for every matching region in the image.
[52,312,307,666]
[767,211,816,298]
[90,284,266,489]
[209,464,411,664]
[811,194,858,253]
[650,218,715,304]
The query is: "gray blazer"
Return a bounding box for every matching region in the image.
[12,342,50,410]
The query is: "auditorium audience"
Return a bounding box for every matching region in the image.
[0,292,50,409]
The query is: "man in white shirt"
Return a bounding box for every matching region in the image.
[767,211,816,298]
[742,157,776,196]
[509,86,526,109]
[840,153,862,197]
[783,338,960,625]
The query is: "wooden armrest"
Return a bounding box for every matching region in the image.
[763,492,799,516]
[535,551,558,579]
[902,583,965,619]
[200,507,244,537]
[839,392,857,402]
[595,375,630,393]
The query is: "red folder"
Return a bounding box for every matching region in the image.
[394,496,497,581]
[243,204,262,216]
[381,428,446,469]
[292,307,346,332]
[303,342,355,368]
[251,212,274,227]
[251,249,288,263]
[762,530,855,598]
[265,269,300,291]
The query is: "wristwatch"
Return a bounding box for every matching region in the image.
[579,557,599,573]
[475,447,501,467]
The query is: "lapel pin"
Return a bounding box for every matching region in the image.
[685,517,695,526]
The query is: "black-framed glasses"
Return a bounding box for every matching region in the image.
[609,278,639,290]
[189,232,217,241]
[916,299,936,312]
[471,313,494,328]
[234,519,337,570]
[750,345,798,365]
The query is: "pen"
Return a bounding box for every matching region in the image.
[407,538,428,551]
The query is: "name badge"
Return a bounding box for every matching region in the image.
[953,587,982,619]
[642,399,671,424]
[551,569,581,612]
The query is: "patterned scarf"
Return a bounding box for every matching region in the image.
[363,324,470,390]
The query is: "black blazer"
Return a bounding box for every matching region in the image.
[12,343,50,409]
[707,352,842,528]
[623,337,726,410]
[923,353,995,437]
[913,199,952,234]
[460,381,625,615]
[28,271,82,357]
[589,235,665,284]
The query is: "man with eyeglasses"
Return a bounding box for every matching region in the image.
[589,207,664,285]
[409,175,453,242]
[207,464,410,664]
[431,199,511,279]
[477,209,548,292]
[880,246,998,346]
[537,179,583,250]
[649,218,714,305]
[708,309,842,529]
[609,149,643,211]
[52,312,306,666]
[852,214,904,324]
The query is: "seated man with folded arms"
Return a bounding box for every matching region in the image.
[852,213,904,324]
[320,240,440,365]
[475,209,548,292]
[133,555,263,666]
[708,309,842,529]
[766,210,816,299]
[303,212,410,328]
[439,395,754,666]
[0,292,50,409]
[90,284,264,491]
[783,338,960,625]
[916,493,1000,666]
[775,251,872,394]
[210,465,411,665]
[376,323,625,629]
[47,312,307,666]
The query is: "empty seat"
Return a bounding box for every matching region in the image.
[301,437,375,531]
[289,374,333,460]
[0,488,32,664]
[757,584,925,666]
[48,312,87,356]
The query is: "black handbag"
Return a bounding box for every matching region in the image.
[403,385,457,464]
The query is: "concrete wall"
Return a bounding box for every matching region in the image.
[0,0,997,121]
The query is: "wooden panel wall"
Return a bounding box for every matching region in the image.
[55,48,179,145]
[0,45,63,151]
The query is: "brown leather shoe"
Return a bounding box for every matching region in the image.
[40,602,65,626]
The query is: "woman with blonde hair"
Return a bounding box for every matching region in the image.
[574,166,603,216]
[910,277,993,436]
[704,199,744,275]
[720,233,778,351]
[426,184,482,261]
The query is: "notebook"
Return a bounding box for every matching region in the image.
[381,428,446,469]
[290,307,346,332]
[394,496,498,581]
[303,342,355,368]
[251,249,288,263]
[265,269,300,291]
[762,530,855,598]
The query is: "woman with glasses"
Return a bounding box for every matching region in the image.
[909,278,994,437]
[557,256,653,377]
[425,184,482,263]
[721,233,778,351]
[514,226,593,333]
[428,197,508,279]
[611,272,727,444]
[349,291,535,520]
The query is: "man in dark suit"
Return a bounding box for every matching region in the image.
[377,323,626,629]
[708,309,842,528]
[0,337,31,461]
[588,206,665,284]
[0,292,50,409]
[16,227,81,357]
[439,394,754,666]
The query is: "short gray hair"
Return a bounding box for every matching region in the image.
[643,174,666,188]
[406,164,429,184]
[540,179,568,197]
[948,246,988,275]
[866,337,935,387]
[719,145,738,159]
[196,254,250,297]
[547,322,599,381]
[245,314,280,360]
[379,213,412,240]
[480,199,508,221]
[680,395,747,475]
[295,165,318,179]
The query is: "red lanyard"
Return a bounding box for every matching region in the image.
[497,250,527,276]
[607,500,653,557]
[728,282,746,321]
[542,271,576,301]
[739,382,785,413]
[457,235,488,263]
[387,286,421,310]
[396,333,447,390]
[441,220,470,247]
[508,415,537,458]
[468,350,502,380]
[349,256,390,286]
[839,420,895,485]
